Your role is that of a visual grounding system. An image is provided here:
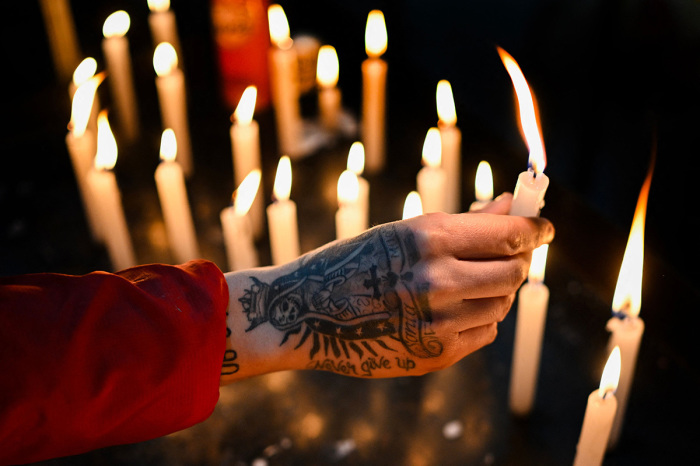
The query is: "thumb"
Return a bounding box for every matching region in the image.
[472,192,512,215]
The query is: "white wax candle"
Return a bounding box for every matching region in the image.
[436,80,462,213]
[154,129,199,264]
[509,243,550,416]
[39,0,81,82]
[347,142,370,229]
[402,191,423,220]
[469,160,494,212]
[221,169,261,271]
[147,0,182,61]
[267,156,300,265]
[102,11,139,142]
[362,10,388,174]
[317,45,341,131]
[268,5,302,158]
[509,169,549,217]
[154,42,193,177]
[416,128,447,213]
[335,170,365,240]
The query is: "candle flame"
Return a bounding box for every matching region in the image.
[365,10,387,58]
[95,110,118,170]
[69,73,105,138]
[528,243,549,284]
[147,0,170,13]
[233,86,257,125]
[611,158,654,319]
[497,46,546,174]
[436,80,457,126]
[234,169,262,216]
[72,57,97,87]
[103,11,130,38]
[598,346,621,398]
[337,170,360,206]
[159,128,177,162]
[347,142,365,175]
[403,191,423,219]
[153,42,178,76]
[316,45,339,88]
[273,155,292,202]
[268,4,292,50]
[421,127,442,168]
[474,160,494,202]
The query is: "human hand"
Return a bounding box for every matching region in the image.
[221,193,554,382]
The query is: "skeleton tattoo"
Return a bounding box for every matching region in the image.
[239,225,443,361]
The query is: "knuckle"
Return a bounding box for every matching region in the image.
[505,231,525,255]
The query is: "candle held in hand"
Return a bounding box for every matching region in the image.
[267,156,300,265]
[221,169,261,271]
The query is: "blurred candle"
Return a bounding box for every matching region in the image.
[436,80,462,213]
[362,10,388,174]
[335,170,364,240]
[154,42,193,177]
[347,142,370,229]
[573,346,621,466]
[316,45,341,131]
[497,46,549,217]
[70,58,101,137]
[402,191,423,220]
[469,161,494,211]
[267,156,300,265]
[268,4,302,158]
[39,0,81,82]
[221,169,261,271]
[230,85,264,238]
[102,11,139,142]
[86,111,136,271]
[154,129,199,264]
[416,128,447,213]
[606,163,653,448]
[147,0,182,61]
[509,243,550,416]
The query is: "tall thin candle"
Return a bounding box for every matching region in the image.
[436,80,462,213]
[362,10,388,174]
[317,45,341,131]
[469,160,494,211]
[416,128,447,213]
[347,142,370,229]
[267,156,300,265]
[221,169,261,271]
[147,0,183,62]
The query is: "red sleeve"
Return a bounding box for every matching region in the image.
[0,260,229,465]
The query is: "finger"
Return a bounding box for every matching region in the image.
[437,294,516,331]
[457,322,499,356]
[472,192,512,215]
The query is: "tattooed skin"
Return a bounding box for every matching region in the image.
[239,225,443,363]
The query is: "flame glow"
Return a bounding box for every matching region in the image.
[234,86,257,125]
[273,156,292,202]
[528,243,549,284]
[598,346,621,398]
[421,128,442,168]
[153,42,178,76]
[347,142,365,175]
[474,160,493,202]
[436,80,457,126]
[316,45,339,88]
[403,191,423,219]
[497,46,546,173]
[72,58,97,87]
[365,10,387,58]
[95,110,118,170]
[70,73,105,138]
[147,0,170,13]
[159,129,177,162]
[234,169,262,216]
[268,4,292,50]
[103,11,130,38]
[337,170,360,206]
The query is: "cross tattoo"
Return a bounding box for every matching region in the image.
[363,265,382,299]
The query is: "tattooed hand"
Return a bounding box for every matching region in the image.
[220,193,554,383]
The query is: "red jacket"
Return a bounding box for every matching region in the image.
[0,260,229,465]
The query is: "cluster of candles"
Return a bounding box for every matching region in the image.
[58,2,650,464]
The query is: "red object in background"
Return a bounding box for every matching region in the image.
[210,0,271,111]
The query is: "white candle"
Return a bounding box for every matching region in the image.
[416,128,447,213]
[102,11,139,142]
[335,170,364,240]
[402,191,423,220]
[154,129,199,264]
[154,42,193,177]
[69,58,101,137]
[436,80,462,213]
[469,160,494,212]
[39,0,81,82]
[509,243,550,416]
[573,346,621,466]
[147,0,182,62]
[317,45,341,131]
[221,169,261,271]
[86,111,136,271]
[362,10,388,174]
[267,156,300,265]
[230,85,264,238]
[347,142,370,229]
[267,4,302,158]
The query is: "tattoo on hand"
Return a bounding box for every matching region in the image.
[222,310,240,376]
[239,225,443,367]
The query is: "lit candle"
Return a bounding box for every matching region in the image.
[416,127,447,213]
[469,160,494,211]
[221,169,261,271]
[154,129,199,264]
[402,191,423,220]
[147,0,182,62]
[70,58,101,138]
[66,73,104,242]
[102,11,139,142]
[606,163,653,448]
[436,80,462,213]
[268,4,302,158]
[230,85,263,238]
[573,346,621,466]
[497,46,549,217]
[347,142,370,229]
[335,170,364,240]
[362,10,388,174]
[154,42,193,177]
[316,45,341,131]
[509,243,550,416]
[267,156,300,265]
[86,111,136,271]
